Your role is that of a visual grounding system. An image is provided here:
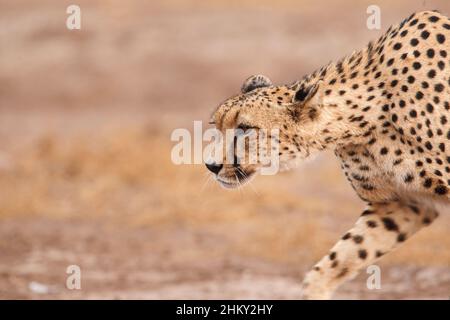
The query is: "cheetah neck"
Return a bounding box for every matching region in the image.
[295,45,386,153]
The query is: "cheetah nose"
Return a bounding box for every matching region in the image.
[205,162,223,175]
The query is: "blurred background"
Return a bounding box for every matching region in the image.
[0,0,449,299]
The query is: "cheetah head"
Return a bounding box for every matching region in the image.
[206,74,327,189]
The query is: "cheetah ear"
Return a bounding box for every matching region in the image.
[241,75,272,93]
[292,80,324,106]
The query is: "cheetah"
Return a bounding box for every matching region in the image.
[206,11,450,299]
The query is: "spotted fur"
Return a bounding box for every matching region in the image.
[207,11,450,299]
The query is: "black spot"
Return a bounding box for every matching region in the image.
[423,178,433,188]
[353,235,364,244]
[436,33,446,44]
[393,43,402,50]
[421,30,430,39]
[392,114,398,122]
[397,233,407,242]
[429,15,440,22]
[294,87,309,102]
[435,185,448,195]
[382,217,399,231]
[415,91,424,100]
[358,249,367,260]
[434,83,444,92]
[404,174,414,183]
[342,232,351,240]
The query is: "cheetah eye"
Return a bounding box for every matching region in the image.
[237,124,259,132]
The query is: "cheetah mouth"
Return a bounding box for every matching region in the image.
[215,169,256,189]
[216,177,240,189]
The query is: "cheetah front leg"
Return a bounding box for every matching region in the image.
[300,201,439,299]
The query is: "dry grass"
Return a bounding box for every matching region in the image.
[1,125,448,269]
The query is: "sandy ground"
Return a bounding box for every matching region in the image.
[1,218,449,299]
[0,0,449,299]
